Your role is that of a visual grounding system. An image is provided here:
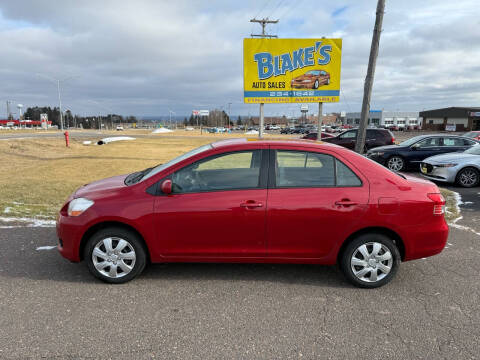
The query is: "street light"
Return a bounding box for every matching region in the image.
[37,74,79,131]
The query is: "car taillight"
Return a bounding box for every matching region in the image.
[427,193,445,215]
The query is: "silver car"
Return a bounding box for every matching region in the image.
[420,144,480,187]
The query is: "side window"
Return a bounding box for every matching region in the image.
[276,151,335,187]
[416,137,440,148]
[340,130,357,139]
[443,138,466,147]
[464,139,477,146]
[336,161,362,186]
[172,150,262,193]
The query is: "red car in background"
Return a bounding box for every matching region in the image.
[57,139,448,288]
[291,70,330,89]
[464,131,480,141]
[301,132,335,140]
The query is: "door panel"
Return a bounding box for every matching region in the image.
[266,149,369,258]
[152,149,268,258]
[154,190,267,257]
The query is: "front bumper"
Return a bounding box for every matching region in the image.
[366,153,388,166]
[419,163,457,183]
[291,82,314,89]
[56,211,91,262]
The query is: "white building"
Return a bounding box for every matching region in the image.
[345,110,421,129]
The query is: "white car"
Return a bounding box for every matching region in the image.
[116,126,124,131]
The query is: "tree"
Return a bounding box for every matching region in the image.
[236,116,242,126]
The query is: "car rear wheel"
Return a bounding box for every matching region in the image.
[456,167,480,188]
[387,156,404,172]
[84,227,147,284]
[340,233,400,288]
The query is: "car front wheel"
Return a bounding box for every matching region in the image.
[456,167,480,188]
[313,80,319,89]
[84,227,147,284]
[340,233,400,288]
[387,156,404,172]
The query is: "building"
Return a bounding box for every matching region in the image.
[345,110,421,129]
[419,107,480,131]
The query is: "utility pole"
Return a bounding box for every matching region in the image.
[250,18,278,38]
[250,18,278,138]
[355,0,385,154]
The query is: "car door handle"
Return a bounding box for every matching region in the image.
[240,201,263,208]
[335,199,358,207]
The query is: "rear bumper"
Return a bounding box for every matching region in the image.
[402,219,449,261]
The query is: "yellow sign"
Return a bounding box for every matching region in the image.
[243,38,342,103]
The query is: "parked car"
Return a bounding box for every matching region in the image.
[57,139,448,288]
[301,132,335,140]
[116,126,124,131]
[366,135,479,172]
[420,144,480,187]
[291,70,330,89]
[463,131,480,141]
[322,128,395,151]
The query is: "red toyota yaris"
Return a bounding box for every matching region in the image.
[57,139,448,288]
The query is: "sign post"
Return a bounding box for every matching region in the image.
[317,103,323,140]
[243,38,342,138]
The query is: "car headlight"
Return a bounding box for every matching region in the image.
[68,198,94,216]
[436,163,457,168]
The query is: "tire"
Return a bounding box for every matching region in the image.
[340,233,401,288]
[84,227,147,284]
[386,155,405,172]
[313,80,319,89]
[456,167,480,188]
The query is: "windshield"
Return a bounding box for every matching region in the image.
[464,144,480,155]
[398,136,424,147]
[306,70,320,75]
[141,144,213,182]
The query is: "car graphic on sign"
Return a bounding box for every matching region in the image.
[291,70,330,89]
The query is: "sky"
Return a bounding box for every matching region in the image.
[0,0,479,118]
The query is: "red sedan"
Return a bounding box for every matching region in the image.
[57,139,448,288]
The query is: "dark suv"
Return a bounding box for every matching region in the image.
[322,128,395,151]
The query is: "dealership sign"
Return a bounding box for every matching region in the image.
[243,38,342,103]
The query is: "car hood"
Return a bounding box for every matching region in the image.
[293,74,313,81]
[368,144,400,152]
[74,174,128,198]
[424,152,478,164]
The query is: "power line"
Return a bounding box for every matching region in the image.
[253,0,273,19]
[268,0,287,19]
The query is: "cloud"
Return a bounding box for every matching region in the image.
[0,0,479,117]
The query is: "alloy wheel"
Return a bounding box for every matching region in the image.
[92,237,136,279]
[350,242,393,283]
[458,168,478,187]
[387,156,404,172]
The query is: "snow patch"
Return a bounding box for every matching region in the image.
[0,216,56,227]
[97,136,135,145]
[3,207,12,213]
[36,246,57,251]
[245,130,259,135]
[152,128,173,134]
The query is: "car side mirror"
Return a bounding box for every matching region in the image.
[160,179,172,194]
[411,144,420,150]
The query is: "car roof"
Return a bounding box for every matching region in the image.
[211,138,341,149]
